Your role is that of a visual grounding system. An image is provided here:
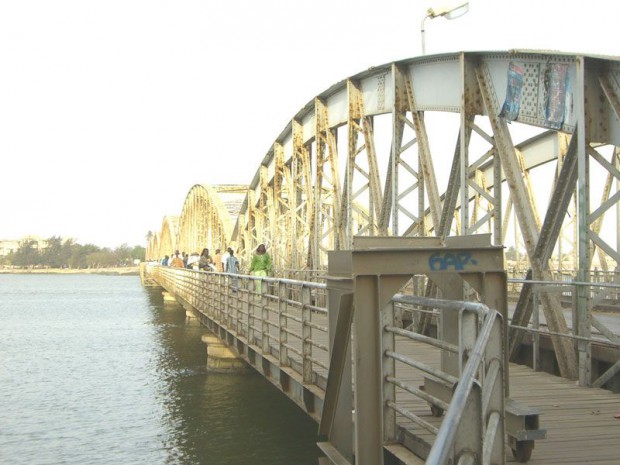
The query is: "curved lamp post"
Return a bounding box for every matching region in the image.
[421,1,469,55]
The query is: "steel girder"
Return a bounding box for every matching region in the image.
[475,60,579,379]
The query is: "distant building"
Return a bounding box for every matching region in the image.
[0,236,47,256]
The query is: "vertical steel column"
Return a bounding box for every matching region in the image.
[575,57,592,386]
[273,142,285,269]
[321,252,354,463]
[290,124,299,270]
[353,274,383,465]
[313,100,323,269]
[391,64,400,236]
[493,143,503,245]
[460,57,469,235]
[532,290,540,371]
[617,150,620,264]
[346,80,357,245]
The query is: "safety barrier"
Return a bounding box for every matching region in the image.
[145,262,510,464]
[385,295,505,464]
[151,264,330,389]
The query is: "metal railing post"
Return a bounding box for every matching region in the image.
[218,273,224,323]
[248,278,255,344]
[459,309,477,374]
[302,284,312,384]
[454,374,483,463]
[532,288,540,371]
[242,277,250,339]
[382,300,396,442]
[262,278,270,354]
[279,281,288,366]
[482,314,506,465]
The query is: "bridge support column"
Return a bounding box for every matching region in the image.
[185,308,200,324]
[202,334,248,372]
[162,291,178,304]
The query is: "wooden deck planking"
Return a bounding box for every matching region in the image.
[393,338,620,464]
[258,305,619,464]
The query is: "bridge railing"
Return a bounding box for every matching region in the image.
[147,264,506,464]
[382,295,505,465]
[151,264,331,389]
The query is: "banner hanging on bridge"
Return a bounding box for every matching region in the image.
[544,63,569,129]
[500,62,525,121]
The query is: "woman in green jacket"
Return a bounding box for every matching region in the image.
[249,243,272,293]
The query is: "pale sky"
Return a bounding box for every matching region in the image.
[0,0,617,248]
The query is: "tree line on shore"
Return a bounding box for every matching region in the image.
[0,236,145,269]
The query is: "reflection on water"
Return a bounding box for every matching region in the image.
[0,275,318,465]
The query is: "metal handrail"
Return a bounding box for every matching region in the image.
[151,265,330,388]
[427,306,503,464]
[383,294,505,465]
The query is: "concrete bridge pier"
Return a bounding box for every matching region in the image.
[162,291,178,304]
[185,308,201,323]
[201,334,248,372]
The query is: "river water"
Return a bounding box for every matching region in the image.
[0,274,319,465]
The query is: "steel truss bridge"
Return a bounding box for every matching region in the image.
[144,51,619,463]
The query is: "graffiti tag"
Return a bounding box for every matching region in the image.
[428,252,478,271]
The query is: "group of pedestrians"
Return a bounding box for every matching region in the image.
[159,243,271,291]
[192,247,240,275]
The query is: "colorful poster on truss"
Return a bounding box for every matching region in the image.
[500,62,524,121]
[544,63,569,129]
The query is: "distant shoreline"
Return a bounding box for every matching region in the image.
[0,266,140,276]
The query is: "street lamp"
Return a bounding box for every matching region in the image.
[420,1,469,55]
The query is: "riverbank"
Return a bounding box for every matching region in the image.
[0,266,140,276]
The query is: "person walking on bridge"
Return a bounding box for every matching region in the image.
[249,243,271,294]
[198,248,214,271]
[213,249,223,272]
[170,252,184,268]
[225,247,240,291]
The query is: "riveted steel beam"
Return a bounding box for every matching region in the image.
[509,135,579,360]
[403,69,442,231]
[476,59,578,380]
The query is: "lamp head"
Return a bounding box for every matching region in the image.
[427,1,469,20]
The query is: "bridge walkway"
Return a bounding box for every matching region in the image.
[394,338,620,465]
[205,290,620,464]
[149,266,619,464]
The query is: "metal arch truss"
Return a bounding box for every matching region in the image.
[147,185,246,260]
[149,215,179,260]
[148,51,620,385]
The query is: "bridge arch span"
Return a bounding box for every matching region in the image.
[232,51,620,279]
[226,50,620,381]
[176,184,247,256]
[153,215,179,260]
[146,232,160,262]
[149,50,620,381]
